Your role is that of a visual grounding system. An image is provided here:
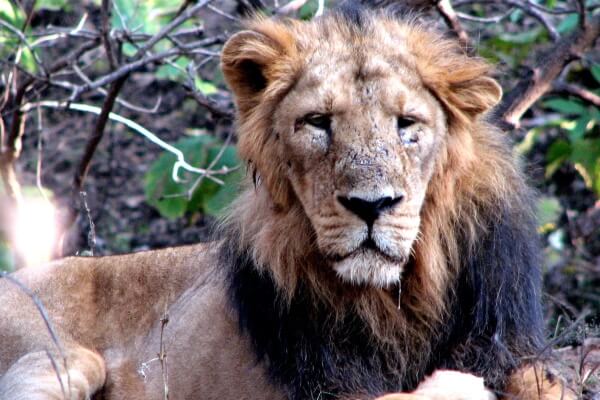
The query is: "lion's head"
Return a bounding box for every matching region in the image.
[221,9,506,293]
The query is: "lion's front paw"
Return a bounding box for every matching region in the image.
[376,370,496,400]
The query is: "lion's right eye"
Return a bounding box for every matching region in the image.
[303,113,331,131]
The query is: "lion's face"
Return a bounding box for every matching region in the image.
[272,54,446,287]
[221,13,502,289]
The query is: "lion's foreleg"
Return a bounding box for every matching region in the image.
[0,346,106,400]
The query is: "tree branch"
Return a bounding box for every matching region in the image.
[493,14,600,130]
[73,76,128,192]
[552,81,600,108]
[436,0,470,50]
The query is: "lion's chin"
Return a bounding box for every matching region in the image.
[332,249,405,288]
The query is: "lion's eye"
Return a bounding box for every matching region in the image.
[397,116,416,130]
[397,117,418,145]
[303,113,331,131]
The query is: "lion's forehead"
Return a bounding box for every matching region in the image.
[288,59,429,117]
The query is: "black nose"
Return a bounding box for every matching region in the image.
[337,195,403,226]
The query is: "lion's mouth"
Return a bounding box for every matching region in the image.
[328,238,406,265]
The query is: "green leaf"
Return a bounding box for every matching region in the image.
[557,14,579,34]
[543,98,588,115]
[569,139,600,188]
[536,196,562,228]
[144,135,216,219]
[591,64,600,85]
[545,139,571,177]
[144,135,243,219]
[155,57,190,82]
[194,77,218,96]
[567,114,592,141]
[0,1,24,27]
[509,9,523,23]
[594,160,600,197]
[498,28,542,44]
[35,0,71,11]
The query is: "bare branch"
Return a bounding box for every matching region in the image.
[207,4,241,22]
[494,14,600,130]
[133,0,213,58]
[72,64,162,114]
[21,101,235,184]
[73,76,128,191]
[456,9,514,24]
[100,0,117,69]
[70,39,220,101]
[552,81,600,107]
[437,0,470,50]
[505,0,560,41]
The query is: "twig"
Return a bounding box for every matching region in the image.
[69,40,219,101]
[79,191,96,256]
[0,18,47,75]
[0,39,100,203]
[207,4,241,22]
[436,0,470,50]
[494,14,600,130]
[100,0,117,69]
[159,307,170,400]
[72,65,161,114]
[21,101,233,184]
[34,101,47,200]
[134,0,213,58]
[456,9,513,24]
[73,76,128,191]
[184,61,233,119]
[186,129,234,199]
[277,0,309,15]
[316,0,325,17]
[552,81,600,107]
[505,0,560,41]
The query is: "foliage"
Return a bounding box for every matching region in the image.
[108,0,219,94]
[144,135,243,219]
[543,93,600,197]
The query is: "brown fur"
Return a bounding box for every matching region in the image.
[0,11,570,400]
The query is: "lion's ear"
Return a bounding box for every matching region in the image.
[221,22,298,115]
[414,38,503,126]
[446,76,502,119]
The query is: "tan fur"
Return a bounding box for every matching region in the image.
[0,12,567,400]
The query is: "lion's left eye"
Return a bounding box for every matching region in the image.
[397,117,418,145]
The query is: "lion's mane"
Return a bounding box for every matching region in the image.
[218,6,544,399]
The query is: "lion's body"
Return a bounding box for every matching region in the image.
[0,245,283,400]
[0,6,571,400]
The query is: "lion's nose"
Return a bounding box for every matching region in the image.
[337,195,403,226]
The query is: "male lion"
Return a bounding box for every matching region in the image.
[0,6,569,400]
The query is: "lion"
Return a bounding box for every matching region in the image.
[0,6,571,400]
